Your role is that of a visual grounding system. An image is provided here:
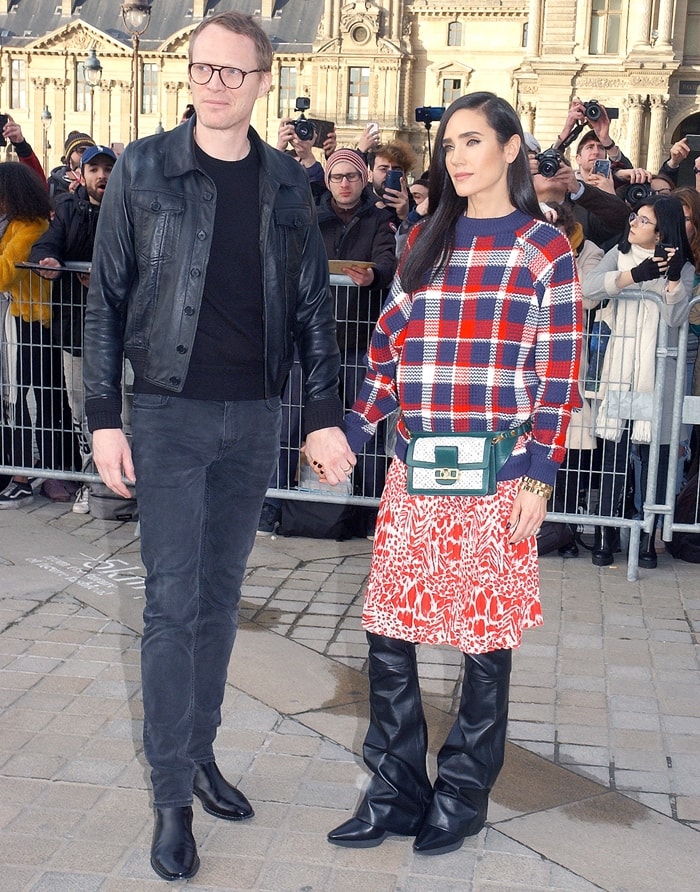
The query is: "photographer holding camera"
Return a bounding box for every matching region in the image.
[275,98,337,199]
[527,133,630,249]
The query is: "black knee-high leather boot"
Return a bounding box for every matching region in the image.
[414,648,512,855]
[353,632,433,834]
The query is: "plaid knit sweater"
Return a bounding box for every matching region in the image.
[344,209,583,487]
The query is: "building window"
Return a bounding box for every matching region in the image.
[141,63,158,115]
[442,78,462,106]
[686,0,700,58]
[278,66,297,118]
[589,0,622,55]
[10,58,25,108]
[347,66,369,122]
[447,21,462,47]
[75,60,88,113]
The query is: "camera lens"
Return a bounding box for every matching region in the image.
[294,118,315,142]
[625,183,653,205]
[536,150,562,179]
[585,101,601,122]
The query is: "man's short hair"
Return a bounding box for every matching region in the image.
[189,11,273,72]
[368,139,418,175]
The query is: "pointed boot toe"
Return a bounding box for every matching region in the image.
[193,761,254,821]
[327,816,390,848]
[413,824,468,856]
[150,806,200,881]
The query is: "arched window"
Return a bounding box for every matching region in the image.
[448,21,463,47]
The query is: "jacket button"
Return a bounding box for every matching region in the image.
[169,376,180,386]
[203,192,213,201]
[190,268,201,278]
[176,344,188,354]
[184,305,195,316]
[150,201,161,211]
[197,230,206,240]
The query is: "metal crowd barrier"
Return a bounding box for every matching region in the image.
[2,267,699,580]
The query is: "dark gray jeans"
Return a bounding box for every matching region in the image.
[132,394,281,807]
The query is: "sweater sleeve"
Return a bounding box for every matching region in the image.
[343,273,411,453]
[526,236,583,484]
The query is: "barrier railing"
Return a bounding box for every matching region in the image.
[2,267,698,580]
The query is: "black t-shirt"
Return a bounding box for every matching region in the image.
[140,140,265,401]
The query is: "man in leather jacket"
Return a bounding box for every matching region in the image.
[82,11,354,883]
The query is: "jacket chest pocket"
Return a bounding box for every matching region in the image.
[132,192,184,263]
[273,205,312,290]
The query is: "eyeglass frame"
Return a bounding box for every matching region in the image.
[628,212,657,228]
[328,171,363,183]
[188,62,266,90]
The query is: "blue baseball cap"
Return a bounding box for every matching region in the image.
[80,145,117,167]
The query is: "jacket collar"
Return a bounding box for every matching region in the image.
[162,115,288,187]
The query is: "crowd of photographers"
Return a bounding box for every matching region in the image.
[267,97,700,565]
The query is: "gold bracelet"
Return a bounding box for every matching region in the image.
[520,476,553,499]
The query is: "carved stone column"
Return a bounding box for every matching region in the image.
[648,94,669,172]
[627,0,654,49]
[656,0,674,47]
[624,94,647,168]
[526,0,542,57]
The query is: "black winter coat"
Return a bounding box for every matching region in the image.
[29,186,100,354]
[316,191,397,356]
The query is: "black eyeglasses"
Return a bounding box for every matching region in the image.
[328,172,362,183]
[188,62,265,90]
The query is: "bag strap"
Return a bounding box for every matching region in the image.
[398,414,532,443]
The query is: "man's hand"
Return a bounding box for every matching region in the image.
[667,138,690,169]
[614,167,652,183]
[37,257,62,280]
[507,488,547,545]
[322,130,337,159]
[93,428,135,498]
[358,122,380,154]
[276,118,295,152]
[341,265,375,287]
[302,426,356,486]
[588,171,615,195]
[291,133,315,165]
[3,115,24,146]
[381,177,409,220]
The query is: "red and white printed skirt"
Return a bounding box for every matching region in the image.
[362,459,543,654]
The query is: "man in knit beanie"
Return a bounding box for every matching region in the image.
[48,131,96,197]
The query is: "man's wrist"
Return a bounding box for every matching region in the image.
[600,139,615,150]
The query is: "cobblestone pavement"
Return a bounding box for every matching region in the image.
[0,494,698,891]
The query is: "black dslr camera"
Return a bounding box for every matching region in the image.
[293,97,315,142]
[536,148,564,178]
[415,106,445,125]
[584,100,619,121]
[624,182,653,205]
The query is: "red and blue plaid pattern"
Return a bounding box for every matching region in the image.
[344,210,583,486]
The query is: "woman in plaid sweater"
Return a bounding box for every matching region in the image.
[327,93,582,856]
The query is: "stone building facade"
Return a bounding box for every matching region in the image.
[0,1,699,180]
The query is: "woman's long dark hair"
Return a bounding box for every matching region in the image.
[0,162,50,222]
[400,92,543,294]
[619,193,694,267]
[673,186,700,273]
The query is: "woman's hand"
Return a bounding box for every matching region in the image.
[507,489,548,544]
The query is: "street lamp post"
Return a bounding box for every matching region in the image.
[121,1,153,142]
[84,47,103,139]
[41,106,52,173]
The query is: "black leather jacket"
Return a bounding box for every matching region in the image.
[83,119,342,435]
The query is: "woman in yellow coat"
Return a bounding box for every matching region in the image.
[0,162,75,506]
